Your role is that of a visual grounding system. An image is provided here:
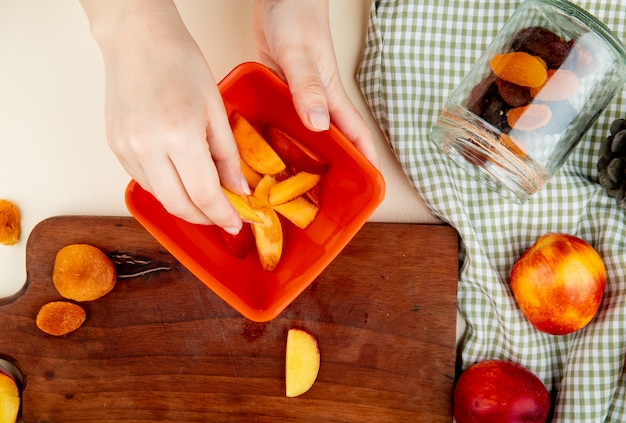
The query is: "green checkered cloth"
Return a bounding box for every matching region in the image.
[357,1,626,421]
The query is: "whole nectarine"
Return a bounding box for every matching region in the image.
[454,359,550,423]
[510,233,606,335]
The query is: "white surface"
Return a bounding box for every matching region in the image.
[0,0,439,299]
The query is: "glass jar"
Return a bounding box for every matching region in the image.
[430,0,626,203]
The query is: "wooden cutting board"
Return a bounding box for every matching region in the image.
[0,216,458,422]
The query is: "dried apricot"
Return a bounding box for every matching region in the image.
[507,104,552,131]
[0,200,20,245]
[36,301,86,336]
[530,69,579,101]
[569,41,597,77]
[53,244,116,301]
[537,100,577,135]
[490,52,547,88]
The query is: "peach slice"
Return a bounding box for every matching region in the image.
[268,172,321,206]
[240,159,263,191]
[253,174,278,203]
[265,126,330,175]
[217,223,254,259]
[274,197,319,229]
[0,365,20,423]
[285,328,320,398]
[231,112,286,175]
[247,196,283,272]
[222,188,262,224]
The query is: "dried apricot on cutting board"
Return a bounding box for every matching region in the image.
[0,200,20,246]
[53,244,116,301]
[36,301,86,336]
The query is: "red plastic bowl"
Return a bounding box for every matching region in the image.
[125,62,385,322]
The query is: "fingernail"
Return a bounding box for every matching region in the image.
[308,106,330,131]
[224,226,241,235]
[241,173,251,195]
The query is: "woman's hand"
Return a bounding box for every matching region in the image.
[253,0,379,167]
[81,0,247,233]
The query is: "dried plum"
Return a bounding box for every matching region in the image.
[511,26,572,69]
[496,78,531,107]
[467,75,498,116]
[481,95,511,133]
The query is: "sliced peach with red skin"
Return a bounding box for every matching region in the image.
[247,196,283,272]
[218,222,254,259]
[230,112,286,175]
[305,184,321,207]
[222,188,262,224]
[268,172,321,206]
[265,126,330,175]
[273,197,319,229]
[240,159,263,191]
[253,174,278,203]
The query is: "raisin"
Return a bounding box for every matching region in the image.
[511,26,572,69]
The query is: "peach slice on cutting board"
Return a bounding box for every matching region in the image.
[285,328,320,398]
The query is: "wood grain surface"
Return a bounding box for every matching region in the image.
[0,216,458,422]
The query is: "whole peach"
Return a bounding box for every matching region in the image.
[454,359,550,423]
[510,233,606,335]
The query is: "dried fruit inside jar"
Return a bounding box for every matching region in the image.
[465,26,591,161]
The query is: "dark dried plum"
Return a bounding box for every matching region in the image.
[481,96,511,133]
[495,78,531,107]
[511,26,572,69]
[467,75,498,116]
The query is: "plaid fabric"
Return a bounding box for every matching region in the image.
[356,1,626,421]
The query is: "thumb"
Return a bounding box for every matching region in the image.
[282,57,330,132]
